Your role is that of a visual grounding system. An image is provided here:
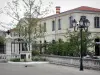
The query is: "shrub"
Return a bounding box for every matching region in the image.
[32,56,46,61]
[0,36,5,44]
[32,50,40,56]
[10,58,20,62]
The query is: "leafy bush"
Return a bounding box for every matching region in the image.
[32,50,40,56]
[32,56,46,61]
[10,58,20,62]
[0,36,5,44]
[45,31,93,57]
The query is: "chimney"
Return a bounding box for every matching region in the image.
[56,6,60,14]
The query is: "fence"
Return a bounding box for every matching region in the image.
[42,55,100,70]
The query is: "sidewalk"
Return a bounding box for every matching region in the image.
[0,63,100,75]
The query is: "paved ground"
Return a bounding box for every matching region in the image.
[0,63,100,75]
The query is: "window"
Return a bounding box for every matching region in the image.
[52,21,55,31]
[69,16,73,28]
[44,40,47,51]
[22,43,28,51]
[81,16,86,20]
[44,22,46,32]
[95,38,100,56]
[58,19,61,30]
[94,17,100,28]
[52,40,56,44]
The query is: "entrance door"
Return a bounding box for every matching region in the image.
[95,38,100,56]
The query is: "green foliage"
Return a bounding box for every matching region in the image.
[47,39,65,56]
[10,58,20,62]
[32,50,40,56]
[46,31,94,57]
[0,36,5,44]
[32,56,46,61]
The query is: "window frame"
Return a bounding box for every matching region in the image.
[52,20,55,31]
[58,19,61,30]
[69,16,73,28]
[44,22,46,32]
[94,17,100,28]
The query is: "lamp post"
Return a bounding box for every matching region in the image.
[72,18,90,71]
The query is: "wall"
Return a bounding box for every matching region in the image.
[42,55,100,70]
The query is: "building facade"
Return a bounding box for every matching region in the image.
[36,6,100,56]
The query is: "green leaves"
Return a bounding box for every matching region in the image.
[0,36,5,44]
[46,31,94,57]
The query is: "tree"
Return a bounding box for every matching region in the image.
[46,30,94,56]
[2,0,53,51]
[0,36,5,44]
[65,30,94,56]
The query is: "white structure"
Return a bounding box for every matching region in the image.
[0,30,32,61]
[36,6,100,56]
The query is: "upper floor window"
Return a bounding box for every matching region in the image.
[94,17,100,28]
[44,22,46,32]
[69,16,73,28]
[58,19,61,30]
[81,16,86,20]
[52,20,55,31]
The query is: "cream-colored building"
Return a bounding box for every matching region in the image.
[36,6,100,56]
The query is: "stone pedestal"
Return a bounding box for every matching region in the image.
[20,51,32,61]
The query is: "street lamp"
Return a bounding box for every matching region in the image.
[72,18,90,71]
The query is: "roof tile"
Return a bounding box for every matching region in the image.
[74,6,100,12]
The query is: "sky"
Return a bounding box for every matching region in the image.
[0,0,100,31]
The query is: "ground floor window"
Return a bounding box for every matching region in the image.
[95,38,100,56]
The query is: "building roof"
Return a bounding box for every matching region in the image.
[73,6,100,12]
[43,6,100,20]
